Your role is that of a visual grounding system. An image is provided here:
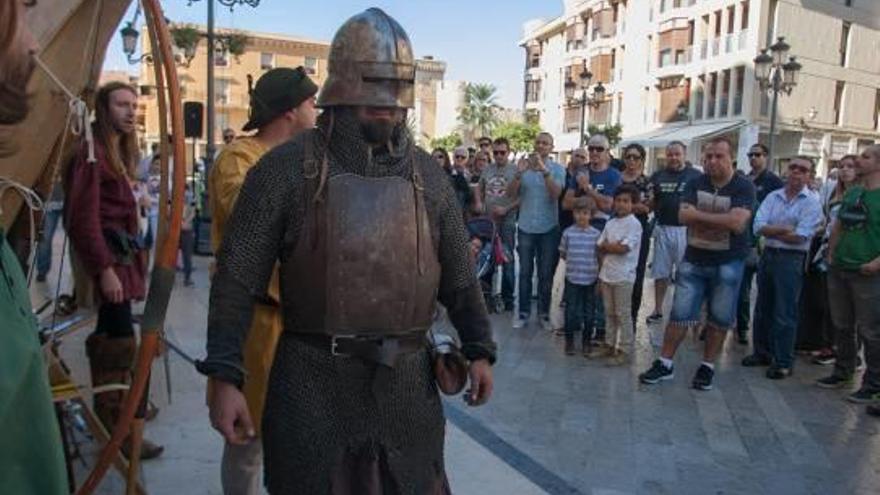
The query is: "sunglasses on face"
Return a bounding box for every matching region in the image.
[588,146,605,152]
[454,155,467,159]
[493,150,508,156]
[625,154,642,160]
[747,152,764,158]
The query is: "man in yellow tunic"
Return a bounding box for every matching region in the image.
[207,67,317,495]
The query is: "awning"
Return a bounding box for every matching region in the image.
[620,120,746,147]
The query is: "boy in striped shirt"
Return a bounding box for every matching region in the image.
[559,197,601,356]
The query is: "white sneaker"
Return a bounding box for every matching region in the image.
[512,315,527,329]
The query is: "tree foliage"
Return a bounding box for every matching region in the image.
[457,83,500,143]
[587,123,623,147]
[429,133,462,152]
[492,121,541,153]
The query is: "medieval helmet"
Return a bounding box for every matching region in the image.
[317,8,415,109]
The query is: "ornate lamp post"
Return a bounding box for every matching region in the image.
[564,61,606,147]
[754,36,802,170]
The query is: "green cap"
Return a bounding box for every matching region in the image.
[242,67,318,131]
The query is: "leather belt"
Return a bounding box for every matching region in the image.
[764,246,807,256]
[288,332,426,367]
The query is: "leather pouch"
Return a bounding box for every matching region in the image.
[429,332,468,395]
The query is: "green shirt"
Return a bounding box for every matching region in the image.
[0,229,67,494]
[834,186,880,271]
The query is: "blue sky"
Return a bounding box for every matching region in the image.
[103,1,561,109]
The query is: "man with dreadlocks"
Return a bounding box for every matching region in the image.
[199,8,496,494]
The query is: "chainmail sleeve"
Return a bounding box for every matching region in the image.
[418,152,497,364]
[198,141,306,386]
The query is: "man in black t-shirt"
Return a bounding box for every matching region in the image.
[646,141,702,324]
[735,143,784,344]
[639,137,756,391]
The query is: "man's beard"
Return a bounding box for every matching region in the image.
[359,118,397,144]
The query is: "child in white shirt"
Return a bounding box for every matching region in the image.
[597,184,643,364]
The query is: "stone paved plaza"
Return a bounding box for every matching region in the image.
[34,251,880,494]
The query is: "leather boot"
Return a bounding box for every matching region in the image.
[86,333,164,460]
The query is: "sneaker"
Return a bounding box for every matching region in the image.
[816,374,854,389]
[811,350,836,366]
[540,317,554,332]
[606,349,629,366]
[847,387,880,404]
[741,354,772,367]
[692,364,715,391]
[36,273,47,283]
[646,313,663,325]
[766,366,793,380]
[512,315,527,329]
[639,359,674,384]
[735,329,749,345]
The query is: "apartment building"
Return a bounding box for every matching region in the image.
[522,0,880,174]
[138,26,447,159]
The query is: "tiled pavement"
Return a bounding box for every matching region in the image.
[35,245,880,494]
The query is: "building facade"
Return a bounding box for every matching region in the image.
[138,25,448,160]
[138,25,330,163]
[522,0,880,175]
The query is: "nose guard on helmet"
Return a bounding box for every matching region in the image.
[317,8,416,109]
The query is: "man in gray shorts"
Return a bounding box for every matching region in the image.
[646,141,702,324]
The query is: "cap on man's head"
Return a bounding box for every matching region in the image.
[242,67,318,131]
[587,134,610,149]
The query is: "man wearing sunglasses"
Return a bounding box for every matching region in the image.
[562,134,622,231]
[735,144,784,344]
[478,138,519,311]
[821,145,880,415]
[743,157,823,379]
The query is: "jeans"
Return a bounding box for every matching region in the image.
[179,229,195,281]
[36,208,62,277]
[829,267,880,389]
[481,222,516,307]
[669,259,745,328]
[631,225,652,326]
[564,280,596,338]
[752,249,806,368]
[736,248,759,333]
[517,227,560,318]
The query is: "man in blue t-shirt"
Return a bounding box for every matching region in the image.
[639,137,756,391]
[562,135,622,231]
[508,132,566,331]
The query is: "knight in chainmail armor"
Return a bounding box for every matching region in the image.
[198,9,496,494]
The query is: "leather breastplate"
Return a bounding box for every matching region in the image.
[281,151,441,337]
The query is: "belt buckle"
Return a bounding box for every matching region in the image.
[331,335,353,357]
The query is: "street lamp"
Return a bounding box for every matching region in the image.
[185,0,260,255]
[564,61,606,147]
[754,36,801,171]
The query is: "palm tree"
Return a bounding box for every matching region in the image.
[458,83,500,143]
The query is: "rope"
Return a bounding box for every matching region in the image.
[0,178,44,282]
[33,56,96,163]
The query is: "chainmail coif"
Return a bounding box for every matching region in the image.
[205,107,495,494]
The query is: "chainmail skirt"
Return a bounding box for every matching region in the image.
[262,334,451,494]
